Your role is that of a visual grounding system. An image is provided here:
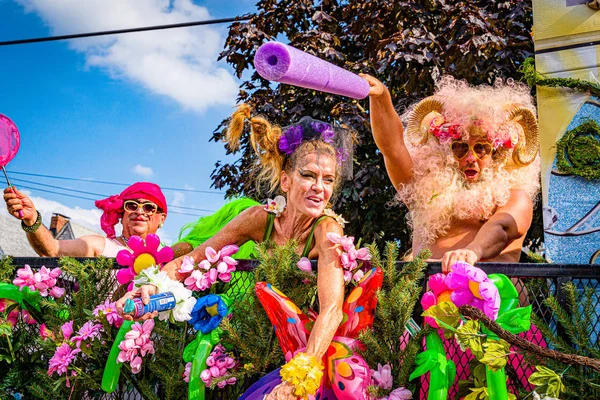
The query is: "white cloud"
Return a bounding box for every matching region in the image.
[16,0,239,112]
[133,164,153,177]
[172,191,185,206]
[1,193,103,234]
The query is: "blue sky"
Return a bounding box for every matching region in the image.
[0,0,257,243]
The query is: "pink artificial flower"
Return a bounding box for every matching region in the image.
[130,356,143,374]
[21,310,37,325]
[371,363,393,390]
[61,321,74,341]
[218,272,232,283]
[198,259,212,271]
[6,310,19,327]
[40,324,55,341]
[200,369,212,385]
[140,340,155,357]
[93,299,123,328]
[352,269,365,282]
[205,247,220,264]
[185,270,210,291]
[178,256,196,274]
[71,321,102,347]
[388,387,412,400]
[0,298,14,312]
[48,343,80,376]
[200,344,237,388]
[183,362,192,382]
[343,270,353,283]
[220,245,239,257]
[49,286,65,299]
[13,265,35,291]
[341,253,358,271]
[134,319,154,337]
[326,232,342,244]
[296,257,313,273]
[356,247,371,261]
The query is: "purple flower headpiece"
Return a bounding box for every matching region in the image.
[278,118,339,155]
[277,116,354,180]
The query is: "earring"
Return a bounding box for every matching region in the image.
[159,223,163,228]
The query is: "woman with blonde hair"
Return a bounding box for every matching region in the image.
[117,104,354,399]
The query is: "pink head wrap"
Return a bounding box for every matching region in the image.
[95,182,168,238]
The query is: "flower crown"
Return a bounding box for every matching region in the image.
[278,117,349,163]
[429,115,518,150]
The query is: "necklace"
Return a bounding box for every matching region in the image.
[121,235,130,248]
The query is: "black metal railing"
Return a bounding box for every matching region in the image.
[3,258,599,399]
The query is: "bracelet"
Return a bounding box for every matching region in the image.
[280,352,323,399]
[21,210,42,233]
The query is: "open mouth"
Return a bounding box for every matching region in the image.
[464,169,478,179]
[307,196,323,206]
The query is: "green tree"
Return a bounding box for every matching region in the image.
[211,0,534,252]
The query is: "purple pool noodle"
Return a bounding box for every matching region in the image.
[254,42,370,99]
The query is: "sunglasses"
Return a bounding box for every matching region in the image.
[451,141,493,160]
[123,200,160,215]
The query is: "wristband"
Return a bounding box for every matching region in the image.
[21,210,42,233]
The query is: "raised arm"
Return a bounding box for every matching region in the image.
[4,186,104,257]
[441,189,534,272]
[360,74,414,188]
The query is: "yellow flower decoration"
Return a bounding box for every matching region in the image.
[280,352,323,399]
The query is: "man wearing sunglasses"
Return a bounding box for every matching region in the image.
[361,74,541,273]
[3,181,170,257]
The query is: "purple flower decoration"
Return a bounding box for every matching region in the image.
[336,148,349,163]
[311,121,335,143]
[445,261,500,320]
[279,125,304,155]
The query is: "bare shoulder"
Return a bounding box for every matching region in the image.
[505,188,534,210]
[313,217,344,242]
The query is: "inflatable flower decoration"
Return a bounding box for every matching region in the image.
[421,261,500,328]
[116,234,174,290]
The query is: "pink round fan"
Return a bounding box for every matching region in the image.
[0,114,23,218]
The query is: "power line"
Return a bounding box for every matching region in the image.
[10,177,217,213]
[7,170,223,194]
[0,16,251,47]
[16,184,205,217]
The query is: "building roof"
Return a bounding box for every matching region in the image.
[0,214,38,257]
[0,213,102,257]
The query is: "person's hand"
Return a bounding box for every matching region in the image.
[265,380,296,400]
[3,186,36,223]
[115,284,158,321]
[359,73,387,98]
[441,248,480,274]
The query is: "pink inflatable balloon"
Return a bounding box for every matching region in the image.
[0,114,20,167]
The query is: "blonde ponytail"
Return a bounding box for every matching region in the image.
[224,104,286,193]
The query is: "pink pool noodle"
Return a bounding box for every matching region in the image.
[254,42,370,99]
